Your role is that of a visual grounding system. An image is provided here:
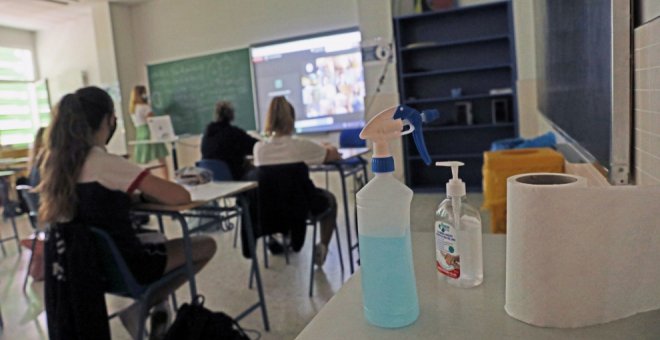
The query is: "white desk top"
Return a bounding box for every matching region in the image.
[128,137,179,145]
[0,157,29,165]
[0,170,15,178]
[337,147,369,160]
[134,181,256,212]
[297,232,660,339]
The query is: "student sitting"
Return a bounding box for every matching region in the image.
[201,101,258,180]
[38,86,217,340]
[253,96,341,265]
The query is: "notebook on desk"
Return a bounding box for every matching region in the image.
[147,115,176,142]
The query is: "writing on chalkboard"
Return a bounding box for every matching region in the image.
[147,48,255,135]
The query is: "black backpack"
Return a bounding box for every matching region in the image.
[164,296,251,340]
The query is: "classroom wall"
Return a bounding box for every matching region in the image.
[110,3,139,150]
[357,0,404,180]
[0,25,37,76]
[35,2,127,155]
[112,0,361,167]
[633,18,660,185]
[36,7,97,90]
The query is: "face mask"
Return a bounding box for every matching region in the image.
[141,94,149,102]
[106,115,117,144]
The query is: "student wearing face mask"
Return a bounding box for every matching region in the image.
[129,85,169,179]
[39,87,217,340]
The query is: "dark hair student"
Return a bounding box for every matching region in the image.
[201,100,259,180]
[39,86,216,339]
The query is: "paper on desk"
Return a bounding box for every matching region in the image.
[505,173,660,328]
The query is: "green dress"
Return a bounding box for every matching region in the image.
[135,125,169,164]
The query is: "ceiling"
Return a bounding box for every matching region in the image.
[0,0,148,31]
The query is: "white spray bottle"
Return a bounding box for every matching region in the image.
[357,105,438,328]
[435,161,483,288]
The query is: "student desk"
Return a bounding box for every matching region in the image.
[310,147,370,275]
[297,232,660,339]
[0,156,29,165]
[0,157,28,171]
[132,181,270,330]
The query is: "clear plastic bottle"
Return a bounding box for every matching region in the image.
[357,105,438,328]
[434,162,483,288]
[358,170,419,328]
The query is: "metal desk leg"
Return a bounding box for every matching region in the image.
[239,195,270,331]
[174,213,197,298]
[154,213,178,309]
[157,214,165,234]
[171,141,179,171]
[336,164,354,274]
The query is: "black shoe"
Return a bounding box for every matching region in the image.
[267,238,285,255]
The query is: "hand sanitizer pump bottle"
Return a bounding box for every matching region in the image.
[435,161,483,288]
[357,105,438,328]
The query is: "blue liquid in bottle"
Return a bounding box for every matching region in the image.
[359,230,419,328]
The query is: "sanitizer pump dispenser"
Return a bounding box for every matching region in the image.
[434,161,483,288]
[357,105,438,328]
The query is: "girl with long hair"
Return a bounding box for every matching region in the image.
[39,86,216,339]
[129,85,169,179]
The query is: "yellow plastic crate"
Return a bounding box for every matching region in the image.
[482,148,564,233]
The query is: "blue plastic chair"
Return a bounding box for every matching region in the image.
[91,227,187,339]
[195,159,241,244]
[195,159,233,181]
[339,128,368,176]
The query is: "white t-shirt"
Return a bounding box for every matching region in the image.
[253,135,326,166]
[131,103,151,127]
[79,146,148,194]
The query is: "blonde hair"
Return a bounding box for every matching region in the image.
[264,96,295,136]
[128,85,147,114]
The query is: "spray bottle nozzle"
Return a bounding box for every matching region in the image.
[393,105,439,165]
[436,161,466,197]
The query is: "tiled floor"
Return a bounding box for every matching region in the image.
[0,174,489,340]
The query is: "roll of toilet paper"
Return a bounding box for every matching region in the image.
[505,173,660,328]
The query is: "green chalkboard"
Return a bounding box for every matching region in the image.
[147,48,255,135]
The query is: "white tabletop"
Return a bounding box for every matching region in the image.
[0,170,15,178]
[134,181,256,212]
[338,147,369,160]
[128,137,179,145]
[297,232,660,339]
[185,181,257,201]
[0,157,28,165]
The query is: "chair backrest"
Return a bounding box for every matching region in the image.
[339,128,366,148]
[256,162,316,251]
[196,159,233,181]
[89,227,144,298]
[17,185,39,230]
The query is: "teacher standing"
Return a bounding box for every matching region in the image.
[129,85,169,179]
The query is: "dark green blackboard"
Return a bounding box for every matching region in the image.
[147,48,255,135]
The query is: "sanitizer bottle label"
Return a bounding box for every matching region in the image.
[435,222,460,278]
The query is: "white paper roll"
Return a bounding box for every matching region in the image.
[505,173,660,328]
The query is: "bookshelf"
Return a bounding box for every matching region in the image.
[394,1,518,190]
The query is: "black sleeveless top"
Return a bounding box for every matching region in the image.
[72,146,167,284]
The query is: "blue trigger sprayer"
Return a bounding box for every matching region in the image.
[357,105,438,328]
